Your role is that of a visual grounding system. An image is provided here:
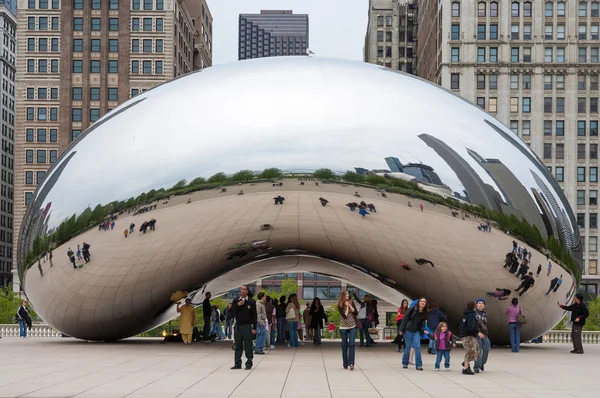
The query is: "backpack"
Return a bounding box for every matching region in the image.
[219,312,225,322]
[286,305,297,321]
[276,304,286,318]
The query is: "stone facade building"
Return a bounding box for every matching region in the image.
[12,0,212,291]
[415,0,599,295]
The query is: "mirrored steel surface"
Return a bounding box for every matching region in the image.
[18,57,581,343]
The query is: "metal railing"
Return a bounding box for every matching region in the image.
[0,324,62,338]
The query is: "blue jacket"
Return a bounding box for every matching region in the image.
[427,308,447,332]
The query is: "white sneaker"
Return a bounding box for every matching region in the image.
[435,368,439,371]
[270,345,275,349]
[446,368,450,371]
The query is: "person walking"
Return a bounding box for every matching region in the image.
[459,301,480,375]
[16,301,30,339]
[328,321,336,340]
[309,297,327,345]
[230,285,257,370]
[398,297,429,371]
[176,298,195,345]
[474,298,490,373]
[224,303,234,339]
[337,290,358,370]
[427,302,447,355]
[505,297,523,352]
[286,294,301,347]
[202,292,212,342]
[353,292,374,347]
[558,293,589,354]
[276,296,287,344]
[254,292,268,355]
[210,304,225,340]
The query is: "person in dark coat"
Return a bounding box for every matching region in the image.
[309,297,327,345]
[558,293,589,354]
[459,301,480,375]
[230,285,257,370]
[427,302,447,354]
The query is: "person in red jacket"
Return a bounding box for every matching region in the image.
[394,299,409,352]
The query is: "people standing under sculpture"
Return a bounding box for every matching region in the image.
[265,296,276,349]
[38,260,43,277]
[553,275,563,292]
[202,292,212,343]
[230,285,257,370]
[460,301,480,375]
[395,299,409,352]
[353,292,374,347]
[427,302,447,355]
[16,301,31,339]
[254,292,267,355]
[337,290,358,370]
[398,297,429,371]
[474,299,490,373]
[210,304,225,340]
[286,294,301,347]
[303,303,313,342]
[276,296,287,344]
[224,303,234,340]
[309,297,327,345]
[433,322,456,371]
[558,293,589,354]
[505,297,523,352]
[176,298,195,345]
[328,321,336,340]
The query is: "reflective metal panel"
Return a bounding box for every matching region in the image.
[18,57,581,343]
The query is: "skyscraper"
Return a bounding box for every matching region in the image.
[0,1,15,288]
[416,0,597,294]
[13,0,212,291]
[364,0,418,73]
[238,10,309,60]
[385,156,403,172]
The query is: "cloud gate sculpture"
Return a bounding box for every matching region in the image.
[18,57,581,343]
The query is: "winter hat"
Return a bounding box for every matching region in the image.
[475,298,486,305]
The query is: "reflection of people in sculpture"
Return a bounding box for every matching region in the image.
[124,229,129,238]
[129,223,135,233]
[354,191,360,197]
[238,190,244,195]
[515,260,529,279]
[273,195,285,205]
[515,273,535,296]
[415,258,435,268]
[358,206,369,218]
[49,251,53,267]
[38,260,43,277]
[486,288,511,301]
[546,275,563,295]
[367,203,376,213]
[346,202,358,211]
[67,248,77,269]
[177,298,196,345]
[187,198,191,204]
[82,242,91,263]
[319,197,329,206]
[408,201,412,207]
[221,188,227,193]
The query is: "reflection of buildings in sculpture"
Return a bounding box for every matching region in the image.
[531,170,577,254]
[18,152,76,272]
[354,167,369,176]
[467,149,548,239]
[531,190,560,240]
[385,156,403,173]
[418,133,501,211]
[402,163,443,185]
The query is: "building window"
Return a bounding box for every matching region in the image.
[510,120,519,134]
[36,150,46,164]
[556,97,565,113]
[451,47,459,62]
[578,190,586,205]
[91,39,101,53]
[90,60,100,73]
[143,18,152,31]
[37,108,47,121]
[544,47,553,62]
[39,17,48,30]
[155,60,163,74]
[72,108,82,122]
[579,47,587,63]
[511,24,519,40]
[143,60,152,74]
[477,97,485,109]
[592,190,598,205]
[592,167,599,183]
[489,97,497,113]
[489,47,498,62]
[110,0,119,10]
[477,74,485,89]
[109,18,119,31]
[143,39,152,53]
[489,74,497,89]
[156,39,163,53]
[579,120,587,136]
[73,18,83,31]
[490,1,499,17]
[544,143,552,159]
[377,30,383,42]
[90,109,100,122]
[50,150,57,163]
[451,24,460,40]
[592,144,599,159]
[109,39,119,52]
[490,24,498,40]
[577,213,584,227]
[592,121,599,136]
[557,47,566,62]
[26,107,34,120]
[386,16,392,26]
[544,120,553,136]
[91,18,101,31]
[590,259,598,275]
[451,74,459,89]
[26,150,33,164]
[557,1,566,17]
[556,143,564,159]
[90,87,100,101]
[556,120,564,136]
[108,60,118,73]
[26,129,34,142]
[511,74,519,90]
[72,60,82,73]
[594,2,600,17]
[71,130,81,141]
[523,1,532,16]
[452,2,460,17]
[545,1,553,17]
[579,143,587,159]
[511,2,520,17]
[522,97,531,113]
[108,88,118,101]
[544,98,553,113]
[545,23,554,39]
[578,167,586,182]
[556,75,565,89]
[72,87,82,101]
[523,47,532,62]
[478,24,486,40]
[50,129,57,142]
[25,171,33,185]
[510,97,519,113]
[556,167,564,182]
[131,60,139,73]
[132,18,139,31]
[91,0,100,9]
[477,47,485,62]
[478,2,486,17]
[511,47,519,62]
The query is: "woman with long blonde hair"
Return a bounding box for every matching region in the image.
[337,290,359,370]
[286,293,301,347]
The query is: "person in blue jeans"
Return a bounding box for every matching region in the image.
[427,302,447,355]
[276,296,287,344]
[505,297,523,352]
[286,294,301,347]
[254,292,268,354]
[398,297,430,371]
[474,298,491,373]
[353,292,374,347]
[337,290,359,370]
[16,301,30,339]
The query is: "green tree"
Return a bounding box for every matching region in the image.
[313,168,336,180]
[0,286,37,324]
[584,296,600,331]
[170,179,187,191]
[342,171,365,184]
[260,168,283,179]
[365,174,388,185]
[208,172,229,183]
[260,278,299,301]
[189,177,207,186]
[231,169,255,182]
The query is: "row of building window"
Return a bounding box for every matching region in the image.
[131,60,163,74]
[27,16,60,31]
[376,30,393,43]
[576,166,600,182]
[376,15,393,27]
[26,59,59,74]
[25,107,58,121]
[72,59,119,74]
[543,143,598,160]
[451,45,600,64]
[578,214,600,230]
[27,87,57,100]
[72,87,119,102]
[73,17,119,32]
[28,0,137,10]
[27,0,59,10]
[132,17,164,32]
[27,38,59,52]
[25,128,58,143]
[512,120,600,137]
[578,190,600,205]
[24,171,46,185]
[472,94,600,114]
[131,39,163,53]
[24,149,57,164]
[473,73,600,92]
[73,39,119,53]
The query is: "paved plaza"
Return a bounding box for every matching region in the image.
[0,338,598,398]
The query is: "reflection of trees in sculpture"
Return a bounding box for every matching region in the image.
[313,168,336,180]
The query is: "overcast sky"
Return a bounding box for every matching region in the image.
[206,0,370,65]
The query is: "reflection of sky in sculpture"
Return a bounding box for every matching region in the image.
[31,57,572,240]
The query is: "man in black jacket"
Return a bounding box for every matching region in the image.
[460,301,480,375]
[558,293,589,354]
[230,285,257,370]
[202,292,212,342]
